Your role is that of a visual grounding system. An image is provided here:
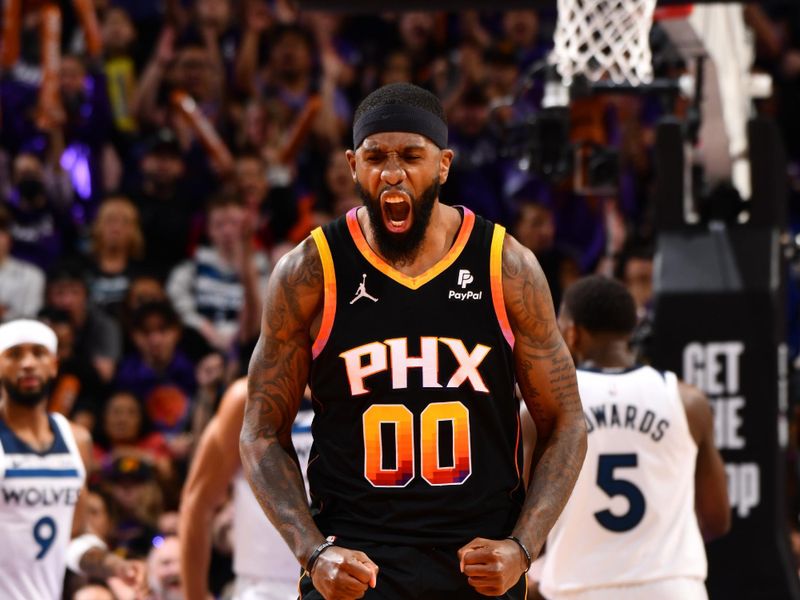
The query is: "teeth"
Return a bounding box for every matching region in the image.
[390,220,404,226]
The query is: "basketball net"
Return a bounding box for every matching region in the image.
[552,0,658,86]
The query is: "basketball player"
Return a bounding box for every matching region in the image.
[535,276,730,599]
[240,82,588,600]
[178,378,313,600]
[0,319,144,599]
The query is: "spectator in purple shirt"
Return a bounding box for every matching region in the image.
[115,300,197,439]
[6,151,77,271]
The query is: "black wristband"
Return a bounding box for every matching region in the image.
[506,535,532,574]
[305,536,336,574]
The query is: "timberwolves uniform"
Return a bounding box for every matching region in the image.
[301,207,526,599]
[232,404,314,600]
[538,366,707,600]
[0,412,85,600]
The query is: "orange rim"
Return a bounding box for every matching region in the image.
[654,4,693,20]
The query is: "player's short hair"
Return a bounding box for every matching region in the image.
[353,83,446,132]
[352,83,448,149]
[563,275,637,335]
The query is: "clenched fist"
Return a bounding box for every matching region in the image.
[458,537,528,597]
[311,545,379,600]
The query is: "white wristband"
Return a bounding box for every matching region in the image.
[66,533,108,575]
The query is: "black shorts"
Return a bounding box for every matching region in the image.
[299,538,528,600]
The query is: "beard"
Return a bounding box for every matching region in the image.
[357,178,439,264]
[3,378,53,408]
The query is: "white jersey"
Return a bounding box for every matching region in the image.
[232,405,314,592]
[539,366,706,598]
[0,413,85,600]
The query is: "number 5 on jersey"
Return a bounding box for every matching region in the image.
[363,401,472,487]
[595,453,645,532]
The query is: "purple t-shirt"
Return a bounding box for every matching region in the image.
[114,351,197,436]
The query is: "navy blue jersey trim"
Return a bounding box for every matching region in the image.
[0,415,70,456]
[577,364,647,375]
[5,468,81,478]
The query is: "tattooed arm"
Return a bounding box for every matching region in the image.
[240,238,378,600]
[505,235,587,550]
[459,235,587,598]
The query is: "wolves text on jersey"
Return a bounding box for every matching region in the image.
[1,485,81,507]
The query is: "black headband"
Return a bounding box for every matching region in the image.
[353,104,448,150]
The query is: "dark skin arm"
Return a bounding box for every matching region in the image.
[459,236,587,597]
[69,424,146,595]
[679,381,731,540]
[179,379,247,600]
[240,239,378,600]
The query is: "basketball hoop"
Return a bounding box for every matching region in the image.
[552,0,659,87]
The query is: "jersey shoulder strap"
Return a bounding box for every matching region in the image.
[50,413,86,481]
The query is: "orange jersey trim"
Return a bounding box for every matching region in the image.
[345,207,475,291]
[490,225,515,348]
[311,227,336,359]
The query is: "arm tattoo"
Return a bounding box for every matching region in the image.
[503,238,588,556]
[240,239,326,565]
[503,246,563,358]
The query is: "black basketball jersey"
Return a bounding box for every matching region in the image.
[307,206,524,546]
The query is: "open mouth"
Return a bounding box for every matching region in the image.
[381,191,412,234]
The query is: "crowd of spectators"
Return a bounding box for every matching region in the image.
[2,1,800,597]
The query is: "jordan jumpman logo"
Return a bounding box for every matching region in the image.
[350,273,379,304]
